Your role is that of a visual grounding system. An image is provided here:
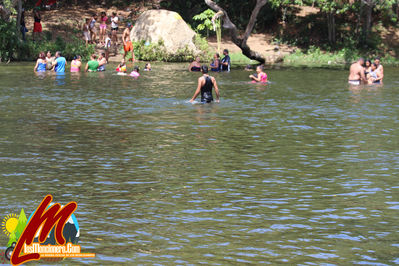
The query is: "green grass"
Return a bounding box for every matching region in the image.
[230,52,257,65]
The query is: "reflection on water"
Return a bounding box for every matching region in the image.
[0,63,398,265]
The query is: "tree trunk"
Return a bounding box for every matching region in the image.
[362,0,373,42]
[16,0,22,34]
[327,11,336,46]
[205,0,267,64]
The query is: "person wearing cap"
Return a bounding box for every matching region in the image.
[122,22,135,62]
[189,65,220,103]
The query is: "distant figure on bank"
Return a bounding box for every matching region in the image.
[104,32,111,62]
[111,12,119,45]
[89,14,98,44]
[189,56,201,72]
[20,10,27,41]
[190,66,220,103]
[221,49,231,72]
[368,63,383,84]
[123,23,135,61]
[374,57,384,82]
[83,18,91,47]
[45,51,55,70]
[116,59,127,73]
[33,8,42,41]
[210,53,220,72]
[98,53,107,71]
[348,58,366,85]
[34,52,46,72]
[249,65,268,83]
[85,54,99,72]
[70,55,82,72]
[130,66,140,78]
[144,63,152,71]
[52,51,66,73]
[99,11,108,45]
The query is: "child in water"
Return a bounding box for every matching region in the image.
[130,66,140,78]
[249,65,268,83]
[116,59,127,73]
[144,63,152,71]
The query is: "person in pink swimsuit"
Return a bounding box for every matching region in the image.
[70,55,82,72]
[249,65,268,83]
[130,66,140,78]
[99,12,108,45]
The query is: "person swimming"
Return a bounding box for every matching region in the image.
[189,56,201,72]
[210,53,220,72]
[97,52,107,71]
[85,54,99,72]
[368,63,383,84]
[189,65,220,103]
[34,52,47,72]
[249,65,268,83]
[144,63,152,71]
[70,55,81,72]
[130,66,140,78]
[116,59,127,73]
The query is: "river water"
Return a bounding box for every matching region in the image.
[0,63,398,265]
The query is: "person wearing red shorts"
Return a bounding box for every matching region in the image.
[122,23,135,62]
[33,8,42,41]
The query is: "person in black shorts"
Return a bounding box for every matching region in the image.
[190,66,220,103]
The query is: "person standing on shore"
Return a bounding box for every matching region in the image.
[123,23,134,62]
[111,12,119,46]
[52,51,67,73]
[83,18,91,47]
[104,32,111,62]
[190,66,220,103]
[33,8,42,42]
[99,12,108,46]
[348,58,366,85]
[89,14,98,44]
[20,10,27,41]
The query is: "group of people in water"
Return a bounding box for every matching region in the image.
[348,57,384,85]
[34,51,109,73]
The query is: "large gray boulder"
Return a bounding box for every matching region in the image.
[131,9,198,54]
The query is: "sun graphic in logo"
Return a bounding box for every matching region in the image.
[2,213,19,236]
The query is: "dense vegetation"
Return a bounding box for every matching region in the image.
[1,0,399,63]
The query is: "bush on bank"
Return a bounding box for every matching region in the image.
[0,19,95,62]
[131,35,213,62]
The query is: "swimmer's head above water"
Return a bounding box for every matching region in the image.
[134,66,139,72]
[201,65,209,74]
[256,65,264,73]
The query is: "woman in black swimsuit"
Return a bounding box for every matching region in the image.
[189,56,202,72]
[189,66,220,103]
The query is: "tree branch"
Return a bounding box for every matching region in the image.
[205,0,267,63]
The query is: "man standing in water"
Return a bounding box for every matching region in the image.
[123,23,135,62]
[221,49,231,72]
[190,66,220,103]
[52,51,66,73]
[348,58,366,85]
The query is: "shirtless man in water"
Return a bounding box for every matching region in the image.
[348,58,367,85]
[122,23,135,62]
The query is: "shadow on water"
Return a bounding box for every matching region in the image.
[0,63,398,265]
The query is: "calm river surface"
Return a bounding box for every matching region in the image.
[0,63,398,265]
